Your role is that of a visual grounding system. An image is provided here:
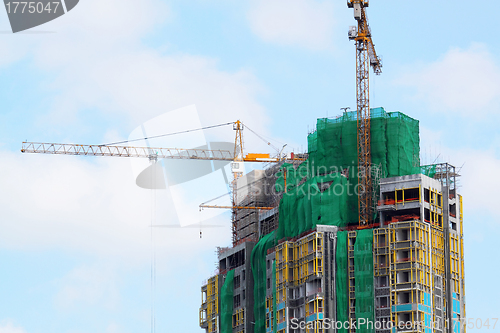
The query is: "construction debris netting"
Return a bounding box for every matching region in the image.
[276,173,348,240]
[421,164,437,178]
[220,269,235,333]
[335,231,349,333]
[354,229,375,333]
[276,107,420,237]
[251,231,276,333]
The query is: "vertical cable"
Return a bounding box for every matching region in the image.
[150,161,157,333]
[150,173,153,333]
[153,163,157,333]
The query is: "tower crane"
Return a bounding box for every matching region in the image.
[21,120,303,246]
[347,0,382,226]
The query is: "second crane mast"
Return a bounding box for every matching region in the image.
[348,0,382,226]
[232,120,245,245]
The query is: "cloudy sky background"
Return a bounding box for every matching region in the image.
[1,0,499,332]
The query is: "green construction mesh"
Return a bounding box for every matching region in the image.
[220,269,235,333]
[274,162,308,193]
[386,112,420,177]
[306,107,420,225]
[276,173,348,240]
[251,231,276,333]
[308,131,318,153]
[335,231,349,333]
[421,164,437,178]
[354,229,375,333]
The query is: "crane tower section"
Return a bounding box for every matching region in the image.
[348,0,382,226]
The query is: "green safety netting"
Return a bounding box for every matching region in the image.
[276,173,348,240]
[421,164,437,178]
[277,108,420,231]
[335,231,349,333]
[354,229,375,333]
[220,269,235,333]
[386,112,420,177]
[306,107,420,225]
[274,161,309,193]
[251,231,276,333]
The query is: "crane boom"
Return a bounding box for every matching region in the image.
[200,205,274,211]
[348,0,382,226]
[21,142,283,163]
[21,142,235,161]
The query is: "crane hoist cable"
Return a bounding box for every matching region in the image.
[101,122,234,146]
[242,123,281,153]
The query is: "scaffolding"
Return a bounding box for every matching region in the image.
[232,308,245,331]
[298,233,324,284]
[265,296,274,333]
[347,231,357,333]
[387,221,436,333]
[200,275,219,333]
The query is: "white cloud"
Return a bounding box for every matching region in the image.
[420,127,500,218]
[106,322,122,333]
[0,0,271,257]
[396,43,500,115]
[55,264,120,310]
[247,0,336,50]
[45,51,267,137]
[0,150,231,259]
[0,321,27,333]
[456,149,500,217]
[0,0,270,143]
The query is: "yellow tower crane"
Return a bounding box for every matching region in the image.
[347,0,382,226]
[21,121,303,246]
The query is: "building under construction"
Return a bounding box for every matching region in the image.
[199,107,466,333]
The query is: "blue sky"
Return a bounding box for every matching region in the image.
[1,0,500,332]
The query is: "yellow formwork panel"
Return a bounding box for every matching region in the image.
[277,287,287,303]
[208,318,218,333]
[266,297,274,331]
[232,308,245,328]
[305,298,324,333]
[431,226,445,276]
[459,195,466,331]
[305,298,324,316]
[207,276,219,316]
[277,308,286,326]
[449,233,461,294]
[285,232,325,284]
[200,284,208,326]
[394,186,421,207]
[427,188,444,229]
[390,222,433,311]
[373,228,390,276]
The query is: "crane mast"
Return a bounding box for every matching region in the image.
[347,0,382,226]
[232,120,245,245]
